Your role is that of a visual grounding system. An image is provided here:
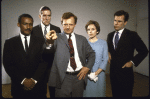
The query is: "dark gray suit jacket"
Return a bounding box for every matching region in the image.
[45,32,95,89]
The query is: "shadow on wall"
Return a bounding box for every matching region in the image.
[2,65,11,84]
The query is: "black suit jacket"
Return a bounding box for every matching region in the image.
[3,34,48,96]
[32,24,61,82]
[107,28,148,87]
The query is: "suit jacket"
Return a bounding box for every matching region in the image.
[32,24,61,82]
[46,32,95,89]
[107,28,148,85]
[3,34,48,96]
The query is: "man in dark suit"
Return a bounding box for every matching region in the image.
[3,14,48,98]
[44,12,95,97]
[107,10,148,97]
[32,6,61,98]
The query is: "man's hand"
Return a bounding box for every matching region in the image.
[77,67,90,80]
[122,61,133,68]
[23,78,35,90]
[46,30,57,44]
[108,52,111,64]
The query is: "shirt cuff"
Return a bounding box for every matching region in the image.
[31,78,37,84]
[131,61,135,66]
[21,78,26,84]
[46,44,52,49]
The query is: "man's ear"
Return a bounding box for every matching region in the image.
[39,14,41,19]
[124,21,128,26]
[17,23,20,27]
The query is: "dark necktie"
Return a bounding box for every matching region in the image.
[44,26,47,39]
[68,34,77,70]
[115,31,119,49]
[24,36,29,53]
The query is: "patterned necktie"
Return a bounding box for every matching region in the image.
[24,36,29,53]
[68,34,77,70]
[115,31,119,49]
[44,26,47,39]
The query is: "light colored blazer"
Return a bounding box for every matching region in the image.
[46,32,95,89]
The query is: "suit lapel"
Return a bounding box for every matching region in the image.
[74,33,80,54]
[39,24,44,38]
[59,32,70,49]
[110,32,116,51]
[50,24,53,31]
[116,29,127,50]
[28,35,36,55]
[17,35,26,56]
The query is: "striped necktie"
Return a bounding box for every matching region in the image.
[115,31,119,50]
[24,36,29,53]
[44,26,47,39]
[68,34,77,70]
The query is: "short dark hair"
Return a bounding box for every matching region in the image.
[39,6,51,14]
[114,10,129,22]
[18,14,33,23]
[61,12,77,24]
[85,20,100,35]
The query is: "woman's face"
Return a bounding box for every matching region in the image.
[87,24,98,39]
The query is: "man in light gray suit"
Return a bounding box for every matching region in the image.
[44,12,95,97]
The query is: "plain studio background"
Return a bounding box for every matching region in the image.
[1,0,149,84]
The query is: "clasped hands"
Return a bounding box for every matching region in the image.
[23,78,35,91]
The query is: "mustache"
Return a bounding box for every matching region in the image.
[25,29,32,31]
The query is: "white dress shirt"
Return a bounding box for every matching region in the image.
[41,22,50,35]
[20,33,37,84]
[112,28,134,65]
[65,32,83,72]
[20,32,30,50]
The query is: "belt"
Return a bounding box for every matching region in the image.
[66,70,81,75]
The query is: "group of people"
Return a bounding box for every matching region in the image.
[3,6,148,98]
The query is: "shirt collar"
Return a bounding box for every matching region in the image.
[20,32,31,39]
[64,31,75,39]
[116,28,124,34]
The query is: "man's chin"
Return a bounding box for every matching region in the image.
[43,22,50,26]
[65,31,72,34]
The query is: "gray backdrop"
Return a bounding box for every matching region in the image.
[1,0,149,84]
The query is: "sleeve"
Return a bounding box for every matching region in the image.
[98,41,109,71]
[84,38,95,70]
[107,33,111,52]
[31,41,49,82]
[58,27,61,33]
[131,32,148,66]
[32,39,56,82]
[3,40,25,83]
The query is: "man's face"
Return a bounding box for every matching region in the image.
[114,15,127,31]
[39,10,51,26]
[62,17,76,34]
[17,17,33,36]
